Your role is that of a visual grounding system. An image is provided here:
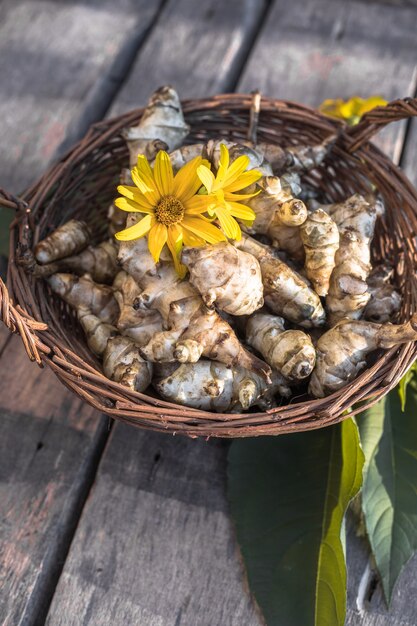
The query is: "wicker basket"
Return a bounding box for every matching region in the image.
[1,94,417,438]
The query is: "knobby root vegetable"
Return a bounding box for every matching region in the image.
[167,144,205,171]
[134,263,198,325]
[181,242,264,316]
[103,336,152,392]
[325,194,378,325]
[234,234,326,327]
[363,264,401,323]
[22,240,119,284]
[153,360,289,412]
[113,271,163,345]
[141,294,271,380]
[117,215,160,283]
[47,273,119,324]
[300,209,339,297]
[123,86,189,168]
[204,139,273,177]
[255,137,332,175]
[246,313,316,381]
[35,220,91,264]
[244,176,308,238]
[77,308,117,356]
[309,314,417,397]
[269,224,305,263]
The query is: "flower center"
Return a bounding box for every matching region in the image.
[155,195,185,226]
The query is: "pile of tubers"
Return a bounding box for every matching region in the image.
[24,86,414,413]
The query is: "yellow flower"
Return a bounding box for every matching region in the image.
[114,151,226,277]
[319,96,387,126]
[196,144,262,240]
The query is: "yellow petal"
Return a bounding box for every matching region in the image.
[215,206,241,240]
[220,155,250,188]
[182,216,226,244]
[224,170,262,193]
[167,224,186,278]
[115,214,154,241]
[131,168,160,205]
[148,222,168,262]
[153,151,174,196]
[224,189,260,201]
[117,185,154,210]
[197,165,216,193]
[173,156,204,202]
[357,96,387,116]
[115,196,155,214]
[182,229,205,247]
[226,201,256,221]
[184,194,216,215]
[136,154,156,184]
[216,144,230,183]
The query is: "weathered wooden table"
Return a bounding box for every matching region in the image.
[1,1,417,624]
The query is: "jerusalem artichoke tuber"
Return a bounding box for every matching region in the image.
[243,175,308,239]
[113,271,163,345]
[153,360,289,412]
[309,314,417,397]
[103,336,152,392]
[363,264,401,323]
[35,220,91,264]
[300,209,339,297]
[77,308,117,356]
[24,240,119,284]
[181,242,264,316]
[123,86,189,168]
[141,293,271,380]
[246,313,316,382]
[325,194,377,325]
[47,273,119,324]
[234,234,325,327]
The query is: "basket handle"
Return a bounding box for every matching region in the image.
[0,188,49,364]
[341,97,417,153]
[0,277,49,364]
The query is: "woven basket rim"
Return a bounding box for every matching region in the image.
[2,94,417,437]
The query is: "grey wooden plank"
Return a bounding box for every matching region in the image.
[0,335,109,626]
[0,0,165,255]
[0,0,164,194]
[46,427,261,626]
[45,2,269,624]
[109,0,268,117]
[239,0,417,161]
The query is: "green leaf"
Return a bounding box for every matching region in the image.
[397,361,417,410]
[227,419,364,626]
[358,386,417,603]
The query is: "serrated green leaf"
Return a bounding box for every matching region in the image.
[227,419,364,626]
[358,387,417,603]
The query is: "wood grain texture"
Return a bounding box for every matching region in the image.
[0,0,164,194]
[46,427,262,626]
[0,336,109,626]
[239,0,417,161]
[109,0,268,117]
